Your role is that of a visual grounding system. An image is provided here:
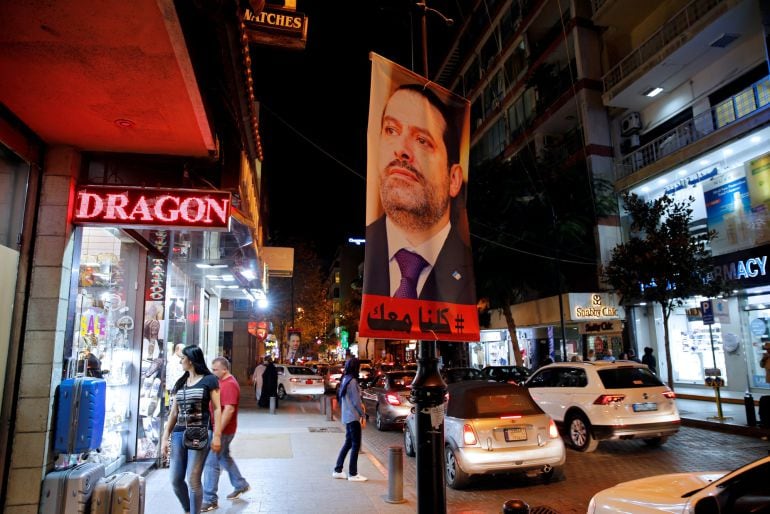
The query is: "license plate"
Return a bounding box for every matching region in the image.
[633,402,657,412]
[504,427,527,442]
[306,379,313,384]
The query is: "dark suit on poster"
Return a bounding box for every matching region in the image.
[364,215,475,305]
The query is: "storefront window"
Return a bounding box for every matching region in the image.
[745,301,770,389]
[667,302,727,385]
[71,227,144,472]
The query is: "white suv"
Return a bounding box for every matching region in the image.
[524,361,680,452]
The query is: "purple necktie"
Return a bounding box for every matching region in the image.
[393,249,428,299]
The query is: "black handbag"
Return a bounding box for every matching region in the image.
[182,384,209,450]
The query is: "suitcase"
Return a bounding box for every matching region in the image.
[39,462,105,514]
[91,472,145,514]
[54,377,107,453]
[759,395,770,428]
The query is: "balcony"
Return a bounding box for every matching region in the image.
[615,75,770,180]
[601,0,756,110]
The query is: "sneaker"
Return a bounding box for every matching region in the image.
[226,485,250,500]
[201,502,218,512]
[348,474,368,482]
[332,471,347,479]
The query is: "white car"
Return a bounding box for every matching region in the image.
[524,361,680,452]
[275,365,324,399]
[588,455,770,513]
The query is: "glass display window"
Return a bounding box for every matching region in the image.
[745,303,770,389]
[668,302,727,386]
[70,227,145,472]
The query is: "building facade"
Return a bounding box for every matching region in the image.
[0,1,268,510]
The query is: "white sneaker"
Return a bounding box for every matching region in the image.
[348,474,368,482]
[332,471,347,479]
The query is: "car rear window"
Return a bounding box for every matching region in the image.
[387,372,415,390]
[287,366,314,375]
[466,392,541,418]
[597,367,663,388]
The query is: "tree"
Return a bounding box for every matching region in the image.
[470,148,614,366]
[603,193,725,389]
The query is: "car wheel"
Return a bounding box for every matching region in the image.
[568,413,598,452]
[277,384,287,400]
[444,447,469,489]
[403,426,415,457]
[375,405,387,431]
[643,436,668,447]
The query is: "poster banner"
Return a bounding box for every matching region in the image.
[703,168,752,256]
[746,151,770,245]
[359,53,479,342]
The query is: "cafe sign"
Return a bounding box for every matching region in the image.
[570,293,620,320]
[72,186,231,230]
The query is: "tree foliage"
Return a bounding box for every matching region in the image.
[603,193,725,388]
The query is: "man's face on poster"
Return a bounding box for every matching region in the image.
[378,89,462,232]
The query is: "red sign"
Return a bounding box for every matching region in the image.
[72,186,231,230]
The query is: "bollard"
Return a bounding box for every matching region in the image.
[269,396,276,415]
[325,396,334,421]
[320,395,327,415]
[745,391,757,426]
[502,499,530,514]
[385,446,406,504]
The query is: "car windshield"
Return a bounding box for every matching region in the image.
[445,368,483,382]
[455,390,541,418]
[597,367,663,388]
[387,372,415,390]
[287,366,315,376]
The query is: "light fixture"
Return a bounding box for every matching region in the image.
[677,169,688,176]
[657,178,667,185]
[221,275,236,282]
[699,159,710,166]
[641,186,651,193]
[643,87,663,97]
[196,263,228,269]
[205,275,222,280]
[751,135,761,144]
[241,269,257,280]
[722,148,734,157]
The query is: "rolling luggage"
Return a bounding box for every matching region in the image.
[91,471,145,514]
[39,462,105,514]
[759,395,770,428]
[54,377,107,453]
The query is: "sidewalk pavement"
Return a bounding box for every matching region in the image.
[143,385,769,514]
[144,389,417,514]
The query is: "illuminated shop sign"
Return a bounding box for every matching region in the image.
[244,6,308,50]
[572,294,618,320]
[72,186,231,230]
[712,256,767,281]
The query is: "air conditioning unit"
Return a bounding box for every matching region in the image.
[620,111,642,136]
[620,134,641,154]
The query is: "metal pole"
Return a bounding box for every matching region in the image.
[412,340,447,514]
[385,446,406,504]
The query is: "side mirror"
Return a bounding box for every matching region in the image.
[693,496,720,514]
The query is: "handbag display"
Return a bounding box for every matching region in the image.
[182,384,209,451]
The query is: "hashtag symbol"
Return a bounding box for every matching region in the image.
[454,314,465,332]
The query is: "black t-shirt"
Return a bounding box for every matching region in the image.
[173,374,219,432]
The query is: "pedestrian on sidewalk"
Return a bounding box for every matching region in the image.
[160,345,222,514]
[201,357,250,512]
[251,356,266,403]
[257,355,278,409]
[333,357,368,482]
[642,347,657,374]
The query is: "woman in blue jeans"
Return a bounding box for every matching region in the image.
[161,345,222,514]
[333,357,368,481]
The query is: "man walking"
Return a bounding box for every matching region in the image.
[202,357,250,511]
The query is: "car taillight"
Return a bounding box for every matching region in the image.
[593,394,625,405]
[386,393,401,406]
[500,415,522,420]
[548,419,559,439]
[506,380,519,385]
[462,424,477,445]
[290,378,300,383]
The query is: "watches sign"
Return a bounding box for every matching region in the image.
[72,186,231,230]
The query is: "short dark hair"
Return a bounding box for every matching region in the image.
[386,84,462,166]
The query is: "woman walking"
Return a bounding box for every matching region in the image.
[161,345,222,514]
[332,357,367,482]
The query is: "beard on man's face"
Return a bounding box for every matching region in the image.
[380,159,450,232]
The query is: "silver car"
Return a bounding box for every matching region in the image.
[404,381,565,489]
[361,371,415,431]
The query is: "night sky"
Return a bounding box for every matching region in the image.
[253,0,457,265]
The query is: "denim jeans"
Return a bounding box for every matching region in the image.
[203,433,249,503]
[334,420,362,476]
[170,430,210,514]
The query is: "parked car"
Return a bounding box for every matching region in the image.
[403,381,565,489]
[275,365,324,399]
[361,371,416,430]
[442,367,484,384]
[524,361,680,452]
[588,455,770,513]
[481,365,531,385]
